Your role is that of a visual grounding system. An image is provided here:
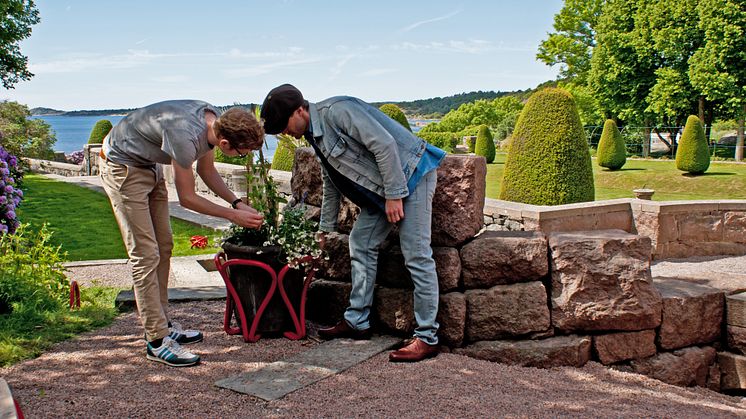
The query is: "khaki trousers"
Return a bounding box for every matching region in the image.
[100,160,173,341]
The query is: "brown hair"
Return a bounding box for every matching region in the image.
[213,107,264,150]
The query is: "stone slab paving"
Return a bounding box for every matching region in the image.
[215,336,401,401]
[0,378,17,419]
[116,286,226,309]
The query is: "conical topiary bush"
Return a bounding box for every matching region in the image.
[499,87,594,205]
[475,124,495,163]
[378,104,411,131]
[270,141,295,171]
[597,119,626,170]
[675,115,710,175]
[88,119,113,144]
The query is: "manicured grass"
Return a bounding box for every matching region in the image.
[18,174,222,261]
[486,152,746,201]
[0,286,120,367]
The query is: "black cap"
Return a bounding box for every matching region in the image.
[260,84,304,135]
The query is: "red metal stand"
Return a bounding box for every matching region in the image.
[214,252,316,342]
[69,280,81,309]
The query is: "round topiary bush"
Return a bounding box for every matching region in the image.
[499,87,594,205]
[270,141,295,172]
[597,119,626,170]
[88,119,113,144]
[475,125,495,163]
[378,104,411,131]
[675,115,710,175]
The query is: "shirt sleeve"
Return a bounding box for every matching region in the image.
[162,128,199,168]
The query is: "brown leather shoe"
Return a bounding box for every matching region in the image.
[318,320,371,340]
[389,338,439,362]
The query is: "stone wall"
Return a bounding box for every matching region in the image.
[292,148,741,392]
[484,198,746,260]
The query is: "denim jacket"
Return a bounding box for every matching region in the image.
[308,96,429,232]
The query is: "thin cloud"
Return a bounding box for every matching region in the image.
[359,68,396,77]
[222,57,322,78]
[399,10,461,33]
[391,40,532,54]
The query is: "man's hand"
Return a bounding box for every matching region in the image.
[231,204,264,229]
[385,198,404,223]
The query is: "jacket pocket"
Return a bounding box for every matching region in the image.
[328,135,347,158]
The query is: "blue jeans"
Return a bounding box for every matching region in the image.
[344,170,439,345]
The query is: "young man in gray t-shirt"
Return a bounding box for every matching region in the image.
[100,100,264,367]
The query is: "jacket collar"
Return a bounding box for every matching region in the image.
[308,102,324,139]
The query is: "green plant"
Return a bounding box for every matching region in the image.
[597,119,626,170]
[417,132,458,153]
[270,134,306,172]
[87,119,113,144]
[379,104,411,131]
[499,87,594,205]
[675,115,710,175]
[0,224,68,314]
[475,125,496,163]
[0,101,56,159]
[223,109,319,269]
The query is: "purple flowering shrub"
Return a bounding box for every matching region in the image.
[66,150,85,165]
[0,146,23,235]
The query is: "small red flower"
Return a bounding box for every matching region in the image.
[190,235,208,249]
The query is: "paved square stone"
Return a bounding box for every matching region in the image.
[215,336,400,400]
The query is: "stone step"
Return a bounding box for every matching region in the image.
[726,292,746,328]
[215,335,401,401]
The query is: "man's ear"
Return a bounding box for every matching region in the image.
[218,138,230,149]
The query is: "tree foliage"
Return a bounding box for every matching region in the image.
[537,0,604,84]
[475,125,495,164]
[87,119,112,144]
[675,115,710,174]
[597,119,626,170]
[0,101,55,159]
[420,96,523,141]
[500,88,594,205]
[378,104,411,131]
[0,0,40,89]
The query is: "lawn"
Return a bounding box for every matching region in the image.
[17,174,223,261]
[486,153,746,201]
[0,287,120,367]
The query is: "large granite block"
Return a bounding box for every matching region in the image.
[548,230,661,332]
[592,330,657,365]
[654,278,724,350]
[465,281,550,341]
[629,346,717,388]
[454,335,591,368]
[461,231,548,289]
[306,279,351,326]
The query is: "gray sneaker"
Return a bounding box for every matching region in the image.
[168,321,204,345]
[146,336,200,367]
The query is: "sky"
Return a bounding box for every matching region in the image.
[4,0,564,111]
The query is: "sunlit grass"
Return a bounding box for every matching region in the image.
[486,152,746,201]
[18,174,220,260]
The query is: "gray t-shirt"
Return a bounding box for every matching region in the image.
[103,100,220,168]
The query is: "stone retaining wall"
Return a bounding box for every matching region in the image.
[289,147,743,392]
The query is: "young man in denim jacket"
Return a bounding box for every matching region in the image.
[261,84,446,362]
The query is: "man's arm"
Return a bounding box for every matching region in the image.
[319,167,341,232]
[172,157,263,229]
[331,103,409,200]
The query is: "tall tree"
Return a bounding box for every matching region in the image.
[0,0,40,89]
[689,0,746,160]
[537,0,604,84]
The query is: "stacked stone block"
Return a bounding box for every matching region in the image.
[720,292,746,391]
[293,148,731,391]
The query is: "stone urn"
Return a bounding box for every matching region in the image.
[633,188,655,200]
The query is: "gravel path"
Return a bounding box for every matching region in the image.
[2,301,745,418]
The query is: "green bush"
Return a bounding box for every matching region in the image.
[87,120,113,144]
[379,104,411,131]
[417,132,458,153]
[499,88,594,205]
[596,119,626,170]
[675,115,710,175]
[466,136,476,153]
[270,141,295,171]
[0,224,69,314]
[213,148,247,165]
[0,101,56,160]
[475,125,496,163]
